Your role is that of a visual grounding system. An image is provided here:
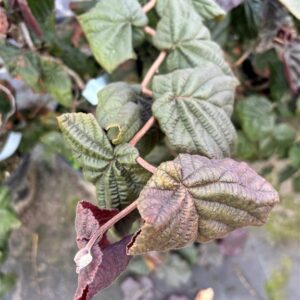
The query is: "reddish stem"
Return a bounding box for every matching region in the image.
[141,50,167,95]
[136,156,156,174]
[144,26,156,36]
[142,0,156,13]
[85,200,139,251]
[130,116,156,147]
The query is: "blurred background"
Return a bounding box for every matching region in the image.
[0,0,299,299]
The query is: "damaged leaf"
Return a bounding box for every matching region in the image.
[78,0,148,73]
[57,113,150,210]
[152,65,238,158]
[74,201,131,300]
[128,154,279,254]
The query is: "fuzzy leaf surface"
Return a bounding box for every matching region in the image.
[152,66,238,158]
[156,0,225,20]
[128,154,279,254]
[78,0,148,73]
[57,113,149,210]
[96,83,144,145]
[153,0,232,74]
[74,201,131,300]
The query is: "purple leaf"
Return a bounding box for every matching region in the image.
[75,236,132,300]
[74,201,132,300]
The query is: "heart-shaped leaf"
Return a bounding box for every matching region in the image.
[57,113,150,210]
[96,83,149,145]
[74,201,131,300]
[153,0,232,74]
[156,0,225,20]
[128,154,279,254]
[78,0,148,73]
[152,66,238,158]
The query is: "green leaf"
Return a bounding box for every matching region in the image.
[273,124,296,156]
[96,83,143,145]
[78,0,148,73]
[235,96,275,142]
[0,273,16,297]
[57,113,149,209]
[156,0,225,20]
[278,0,300,20]
[40,58,72,107]
[153,0,233,74]
[0,188,20,247]
[289,142,300,168]
[128,154,279,254]
[152,65,238,158]
[0,44,40,89]
[234,131,257,160]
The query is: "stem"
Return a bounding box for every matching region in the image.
[19,22,35,50]
[130,116,156,147]
[144,26,156,37]
[136,157,156,174]
[141,50,167,95]
[143,0,156,13]
[85,200,138,252]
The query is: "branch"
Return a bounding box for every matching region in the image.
[136,156,156,174]
[141,50,167,95]
[143,0,156,13]
[0,84,16,133]
[130,116,156,147]
[144,26,156,37]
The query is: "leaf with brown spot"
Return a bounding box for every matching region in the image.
[128,154,279,255]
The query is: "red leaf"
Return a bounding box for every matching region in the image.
[74,201,132,300]
[75,200,118,248]
[74,236,132,300]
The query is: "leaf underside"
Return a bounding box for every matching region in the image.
[128,154,279,255]
[152,65,238,158]
[57,113,149,210]
[78,0,148,73]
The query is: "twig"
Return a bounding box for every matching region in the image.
[143,0,156,13]
[144,26,156,37]
[234,49,252,67]
[130,116,156,147]
[19,21,35,51]
[136,156,156,173]
[0,84,16,133]
[141,50,167,94]
[17,0,43,38]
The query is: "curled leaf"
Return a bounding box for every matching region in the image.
[57,113,150,210]
[152,65,238,158]
[128,154,279,254]
[74,201,132,300]
[78,0,148,73]
[96,83,151,145]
